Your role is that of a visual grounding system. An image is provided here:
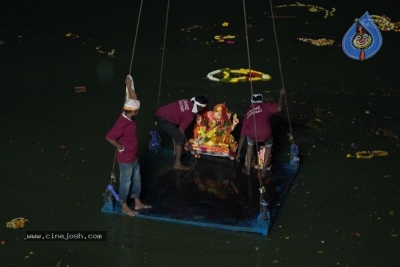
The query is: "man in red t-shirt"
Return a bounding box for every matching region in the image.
[155,95,209,170]
[236,88,286,177]
[106,75,151,217]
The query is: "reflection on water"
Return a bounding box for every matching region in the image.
[122,149,297,238]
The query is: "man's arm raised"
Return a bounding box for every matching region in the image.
[126,75,138,100]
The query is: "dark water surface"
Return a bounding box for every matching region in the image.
[1,0,399,266]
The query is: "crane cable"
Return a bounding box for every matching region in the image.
[242,0,295,215]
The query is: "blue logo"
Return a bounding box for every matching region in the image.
[342,12,383,61]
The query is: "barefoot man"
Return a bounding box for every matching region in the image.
[155,95,209,170]
[106,75,151,216]
[236,89,286,178]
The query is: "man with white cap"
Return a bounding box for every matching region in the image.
[106,75,151,217]
[236,88,286,178]
[155,95,209,170]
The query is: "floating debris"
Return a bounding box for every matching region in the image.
[0,39,4,45]
[75,86,86,93]
[65,32,80,39]
[107,49,116,57]
[371,15,400,32]
[207,68,272,83]
[6,217,28,229]
[296,37,335,46]
[180,25,203,32]
[96,46,115,56]
[346,150,388,159]
[305,122,322,131]
[274,2,336,19]
[214,35,235,43]
[66,33,116,56]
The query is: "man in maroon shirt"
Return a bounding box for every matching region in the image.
[106,75,151,217]
[236,88,286,177]
[155,95,209,170]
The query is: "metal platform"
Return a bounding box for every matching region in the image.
[101,148,298,236]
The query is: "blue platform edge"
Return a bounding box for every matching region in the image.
[101,196,269,235]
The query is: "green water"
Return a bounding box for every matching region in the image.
[1,0,399,266]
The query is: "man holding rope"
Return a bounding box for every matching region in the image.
[106,75,151,217]
[155,95,209,170]
[236,88,286,178]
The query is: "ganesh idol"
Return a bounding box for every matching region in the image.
[190,103,239,159]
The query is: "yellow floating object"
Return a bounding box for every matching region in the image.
[274,2,336,19]
[207,68,272,83]
[214,35,236,42]
[6,217,28,229]
[347,150,388,159]
[371,15,400,32]
[296,37,334,46]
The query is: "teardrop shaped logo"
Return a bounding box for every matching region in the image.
[342,12,383,60]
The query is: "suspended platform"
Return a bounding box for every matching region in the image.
[101,148,299,236]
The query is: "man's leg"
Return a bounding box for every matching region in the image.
[174,143,189,170]
[119,163,137,217]
[156,116,186,169]
[261,147,272,175]
[261,138,273,177]
[130,160,152,210]
[242,136,254,175]
[243,144,253,175]
[172,128,189,170]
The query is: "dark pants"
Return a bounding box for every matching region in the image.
[155,116,185,147]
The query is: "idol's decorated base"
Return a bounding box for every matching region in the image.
[191,144,236,160]
[101,146,299,236]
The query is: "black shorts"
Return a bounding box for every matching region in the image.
[155,116,185,147]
